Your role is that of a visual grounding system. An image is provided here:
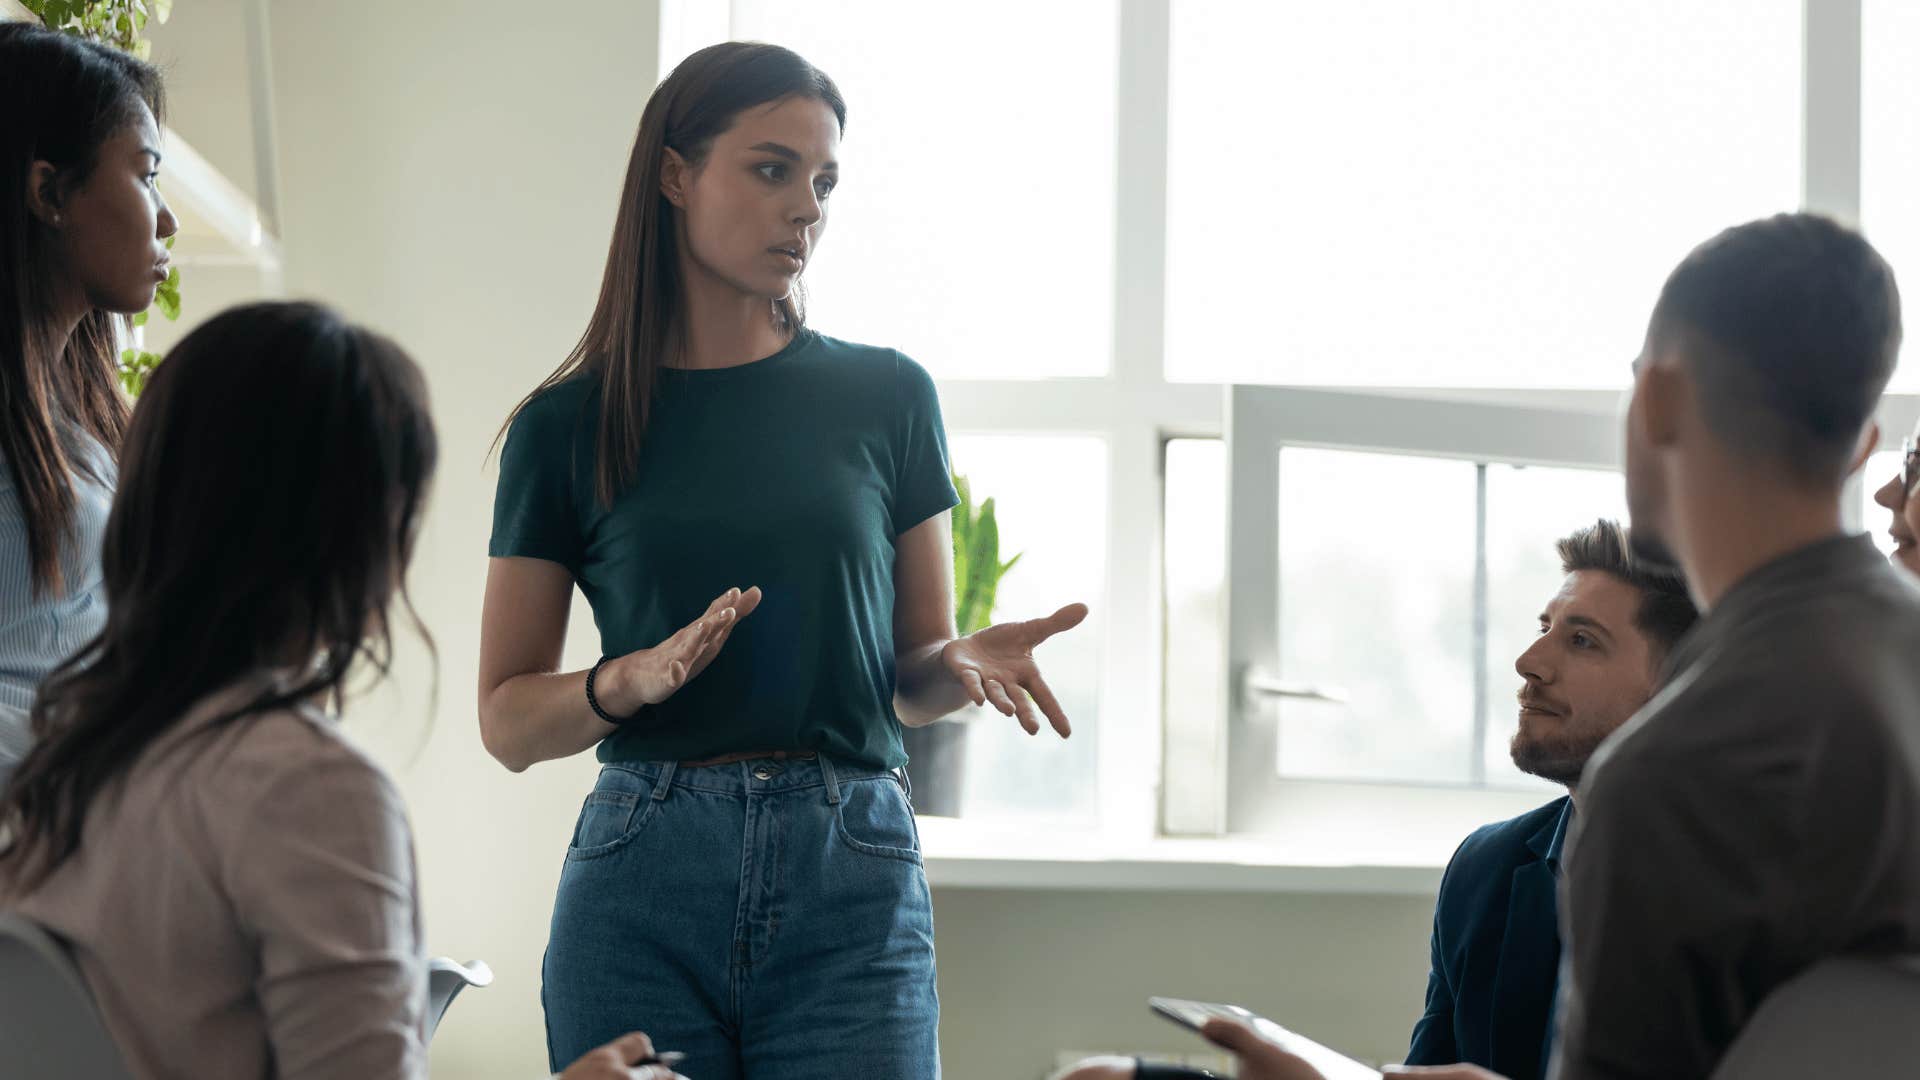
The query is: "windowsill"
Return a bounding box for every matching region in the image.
[918,817,1446,896]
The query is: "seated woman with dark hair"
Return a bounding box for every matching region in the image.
[0,302,678,1080]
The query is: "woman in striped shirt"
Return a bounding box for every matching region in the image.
[0,23,178,789]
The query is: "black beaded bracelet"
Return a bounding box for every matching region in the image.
[584,655,639,725]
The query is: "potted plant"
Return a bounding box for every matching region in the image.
[901,471,1021,817]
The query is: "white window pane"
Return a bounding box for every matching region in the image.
[1164,439,1227,785]
[1482,464,1628,790]
[730,1,1118,379]
[948,434,1106,825]
[1167,2,1800,388]
[1864,449,1904,557]
[1864,1,1920,391]
[1277,449,1476,782]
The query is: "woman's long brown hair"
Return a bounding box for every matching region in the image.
[0,302,439,889]
[0,24,164,595]
[500,42,845,506]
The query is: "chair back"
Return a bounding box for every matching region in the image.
[0,913,136,1080]
[1711,955,1920,1077]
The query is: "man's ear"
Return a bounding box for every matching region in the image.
[1636,359,1688,452]
[24,160,66,227]
[1847,420,1882,477]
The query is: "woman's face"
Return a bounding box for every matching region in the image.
[1872,421,1920,577]
[47,102,179,316]
[667,95,840,303]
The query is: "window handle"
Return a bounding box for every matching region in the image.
[1242,671,1350,704]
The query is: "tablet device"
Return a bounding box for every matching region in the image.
[1148,996,1378,1080]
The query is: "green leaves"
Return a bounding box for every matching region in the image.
[154,265,181,320]
[951,471,1024,635]
[117,347,161,397]
[29,1,164,56]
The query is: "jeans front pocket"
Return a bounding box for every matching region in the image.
[832,774,923,865]
[564,769,658,860]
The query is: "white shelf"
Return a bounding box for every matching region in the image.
[918,818,1446,896]
[2,0,281,273]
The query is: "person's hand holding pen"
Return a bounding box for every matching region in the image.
[554,1032,690,1079]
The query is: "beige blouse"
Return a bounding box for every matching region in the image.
[1,682,427,1079]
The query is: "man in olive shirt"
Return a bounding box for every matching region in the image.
[1551,212,1920,1079]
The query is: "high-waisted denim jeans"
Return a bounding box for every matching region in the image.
[542,755,940,1079]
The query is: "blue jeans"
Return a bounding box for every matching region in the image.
[542,756,941,1079]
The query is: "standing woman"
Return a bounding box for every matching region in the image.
[480,42,1086,1079]
[0,23,177,787]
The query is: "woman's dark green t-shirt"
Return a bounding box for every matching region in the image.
[488,330,958,770]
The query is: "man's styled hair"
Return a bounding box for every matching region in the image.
[1557,518,1699,659]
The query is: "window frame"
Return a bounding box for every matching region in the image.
[664,0,1913,851]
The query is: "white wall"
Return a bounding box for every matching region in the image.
[147,3,1445,1077]
[934,888,1434,1075]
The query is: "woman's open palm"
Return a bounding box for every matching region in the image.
[941,602,1088,736]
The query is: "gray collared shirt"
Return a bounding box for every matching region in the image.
[0,436,113,790]
[1550,534,1920,1079]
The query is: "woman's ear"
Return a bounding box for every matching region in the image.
[659,147,691,209]
[24,160,65,227]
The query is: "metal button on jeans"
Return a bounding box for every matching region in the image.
[753,766,774,781]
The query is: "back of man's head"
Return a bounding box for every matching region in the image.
[1652,213,1902,488]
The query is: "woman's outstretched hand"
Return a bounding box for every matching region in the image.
[941,602,1088,736]
[597,586,763,714]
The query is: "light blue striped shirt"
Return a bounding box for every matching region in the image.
[0,434,113,789]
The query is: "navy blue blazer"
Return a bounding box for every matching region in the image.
[1405,796,1571,1080]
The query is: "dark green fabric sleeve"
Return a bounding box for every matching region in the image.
[890,352,958,536]
[488,389,585,574]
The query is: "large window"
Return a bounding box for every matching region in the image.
[1865,0,1920,391]
[1165,1,1801,388]
[666,2,1919,850]
[945,434,1108,826]
[725,0,1119,380]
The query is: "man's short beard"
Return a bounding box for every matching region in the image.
[1510,730,1602,787]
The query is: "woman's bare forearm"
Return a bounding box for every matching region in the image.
[894,639,972,726]
[478,664,632,772]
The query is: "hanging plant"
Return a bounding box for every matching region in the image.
[21,0,181,395]
[19,0,169,58]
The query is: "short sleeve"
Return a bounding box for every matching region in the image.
[224,748,427,1080]
[890,352,960,536]
[489,390,586,573]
